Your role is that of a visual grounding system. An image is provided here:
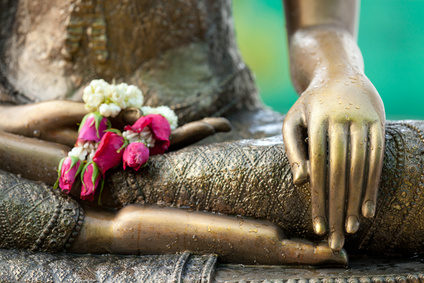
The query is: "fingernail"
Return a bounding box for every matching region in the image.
[362,201,376,218]
[346,215,359,234]
[329,232,345,251]
[293,166,308,185]
[313,217,327,235]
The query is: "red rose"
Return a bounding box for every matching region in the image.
[123,142,150,171]
[92,131,125,174]
[80,162,101,201]
[77,112,109,144]
[124,114,171,155]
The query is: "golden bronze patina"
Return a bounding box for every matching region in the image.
[283,0,385,251]
[0,0,420,280]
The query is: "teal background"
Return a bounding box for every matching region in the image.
[232,0,424,119]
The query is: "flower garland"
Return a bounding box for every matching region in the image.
[55,79,178,202]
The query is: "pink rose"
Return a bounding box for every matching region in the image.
[124,114,171,155]
[123,142,150,171]
[77,112,109,143]
[57,156,82,194]
[92,131,125,175]
[80,162,101,201]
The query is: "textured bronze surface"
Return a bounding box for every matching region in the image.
[0,249,217,282]
[1,249,424,282]
[0,171,84,252]
[107,120,424,256]
[215,259,424,283]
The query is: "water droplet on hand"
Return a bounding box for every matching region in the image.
[33,129,41,137]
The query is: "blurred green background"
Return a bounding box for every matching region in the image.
[232,0,424,119]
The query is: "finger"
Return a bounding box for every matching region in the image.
[282,111,309,185]
[362,123,384,218]
[280,240,348,266]
[169,121,215,150]
[346,124,368,234]
[0,131,69,185]
[308,121,328,235]
[111,107,142,129]
[328,123,348,251]
[201,117,232,132]
[0,101,87,136]
[42,128,79,147]
[34,101,88,127]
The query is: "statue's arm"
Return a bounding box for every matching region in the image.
[282,0,385,251]
[70,205,346,266]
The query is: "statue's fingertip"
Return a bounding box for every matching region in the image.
[362,200,376,218]
[292,166,309,185]
[329,232,344,251]
[313,216,327,236]
[345,215,360,234]
[337,249,349,267]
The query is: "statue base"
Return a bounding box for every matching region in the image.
[1,249,423,282]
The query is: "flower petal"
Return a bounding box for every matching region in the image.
[93,131,125,175]
[77,113,109,143]
[81,162,101,201]
[59,156,82,194]
[123,142,150,171]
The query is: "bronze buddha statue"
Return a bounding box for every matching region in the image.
[0,0,423,281]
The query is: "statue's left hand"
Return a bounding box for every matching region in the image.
[0,100,88,146]
[0,100,231,147]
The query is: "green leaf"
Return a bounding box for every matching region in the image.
[78,113,91,133]
[105,128,122,135]
[92,112,106,139]
[91,162,101,185]
[97,178,106,206]
[65,156,81,175]
[117,139,128,153]
[80,162,90,188]
[53,157,66,189]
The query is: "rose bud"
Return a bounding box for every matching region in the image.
[55,156,82,194]
[124,114,171,155]
[80,162,101,201]
[123,142,150,171]
[92,131,126,175]
[77,112,109,143]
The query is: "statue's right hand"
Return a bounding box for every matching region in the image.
[282,74,385,252]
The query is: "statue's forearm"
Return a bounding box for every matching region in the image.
[71,205,346,266]
[283,0,363,93]
[283,0,359,36]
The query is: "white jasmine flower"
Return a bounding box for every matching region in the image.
[139,127,155,148]
[99,103,112,117]
[68,146,88,161]
[141,106,178,129]
[109,103,121,117]
[122,130,139,143]
[82,79,112,112]
[126,85,144,109]
[113,83,129,109]
[69,142,99,161]
[99,103,122,118]
[123,128,155,148]
[87,151,96,162]
[83,79,144,113]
